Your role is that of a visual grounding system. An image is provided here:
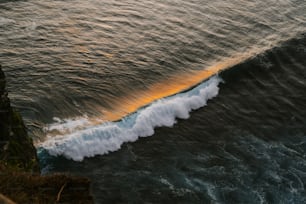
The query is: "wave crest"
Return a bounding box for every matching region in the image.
[39,76,222,161]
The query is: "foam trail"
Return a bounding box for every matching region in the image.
[39,76,222,161]
[44,116,91,135]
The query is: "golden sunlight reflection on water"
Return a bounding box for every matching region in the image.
[101,52,254,122]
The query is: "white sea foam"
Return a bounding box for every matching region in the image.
[45,116,91,135]
[39,76,222,161]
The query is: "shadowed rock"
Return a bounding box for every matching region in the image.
[0,65,39,172]
[0,65,93,203]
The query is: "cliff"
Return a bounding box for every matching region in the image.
[0,65,93,203]
[0,66,40,172]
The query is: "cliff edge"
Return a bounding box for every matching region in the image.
[0,65,92,203]
[0,66,39,172]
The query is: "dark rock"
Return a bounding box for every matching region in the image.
[0,172,92,204]
[0,193,16,204]
[0,65,6,94]
[0,65,93,203]
[0,65,39,172]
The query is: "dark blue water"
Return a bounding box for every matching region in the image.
[39,35,306,203]
[1,0,306,203]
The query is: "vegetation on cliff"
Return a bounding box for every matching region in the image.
[0,65,92,203]
[0,65,39,172]
[0,171,92,204]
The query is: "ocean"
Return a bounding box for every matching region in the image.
[1,0,306,203]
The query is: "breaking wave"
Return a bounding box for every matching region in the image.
[38,76,222,161]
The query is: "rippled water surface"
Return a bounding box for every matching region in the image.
[1,0,306,203]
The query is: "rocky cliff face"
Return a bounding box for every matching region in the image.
[0,65,39,172]
[0,65,93,203]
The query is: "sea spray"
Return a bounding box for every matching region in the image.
[39,76,222,161]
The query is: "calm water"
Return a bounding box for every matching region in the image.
[1,0,306,203]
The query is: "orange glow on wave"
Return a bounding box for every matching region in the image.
[102,53,254,122]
